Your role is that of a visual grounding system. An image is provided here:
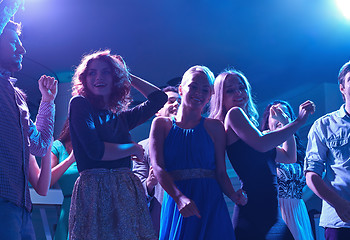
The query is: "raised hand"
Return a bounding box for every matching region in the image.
[113,55,129,72]
[296,100,315,125]
[270,103,290,126]
[176,195,201,218]
[38,75,58,102]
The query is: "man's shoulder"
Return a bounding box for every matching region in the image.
[313,108,340,128]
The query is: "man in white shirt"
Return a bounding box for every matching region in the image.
[305,61,350,240]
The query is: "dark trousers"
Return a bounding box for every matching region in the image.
[0,198,36,240]
[325,227,350,240]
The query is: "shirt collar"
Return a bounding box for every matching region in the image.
[0,67,11,80]
[0,68,18,87]
[338,104,350,119]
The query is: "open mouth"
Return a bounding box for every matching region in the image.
[94,83,107,88]
[192,97,203,103]
[169,108,178,114]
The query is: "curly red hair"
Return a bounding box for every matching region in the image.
[72,50,132,112]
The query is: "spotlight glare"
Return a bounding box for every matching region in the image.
[336,0,350,20]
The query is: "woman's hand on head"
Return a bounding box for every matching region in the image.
[113,55,129,72]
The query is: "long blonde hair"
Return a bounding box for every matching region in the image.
[209,69,259,126]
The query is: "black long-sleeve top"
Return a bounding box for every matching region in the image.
[69,90,167,172]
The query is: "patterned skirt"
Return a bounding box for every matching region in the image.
[68,168,156,240]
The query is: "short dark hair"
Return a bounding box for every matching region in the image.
[3,20,22,36]
[162,86,178,93]
[338,61,350,86]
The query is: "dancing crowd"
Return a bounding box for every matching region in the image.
[0,1,349,240]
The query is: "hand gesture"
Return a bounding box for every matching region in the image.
[146,166,158,190]
[270,104,290,126]
[38,75,58,102]
[131,143,144,162]
[113,55,129,72]
[176,195,201,218]
[233,189,248,206]
[296,100,315,125]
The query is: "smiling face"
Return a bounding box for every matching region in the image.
[223,74,248,111]
[0,29,26,72]
[157,91,181,117]
[85,59,114,103]
[180,71,212,110]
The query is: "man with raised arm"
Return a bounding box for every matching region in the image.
[0,1,57,239]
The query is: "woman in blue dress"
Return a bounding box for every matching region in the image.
[149,65,247,240]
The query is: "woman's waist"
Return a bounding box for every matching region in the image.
[80,167,131,175]
[168,168,216,181]
[77,158,131,172]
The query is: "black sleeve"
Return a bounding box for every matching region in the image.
[69,96,105,161]
[124,90,167,130]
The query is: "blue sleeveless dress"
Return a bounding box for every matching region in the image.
[159,117,235,240]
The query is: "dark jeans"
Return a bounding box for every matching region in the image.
[0,198,36,240]
[233,204,293,240]
[266,216,294,240]
[325,227,350,240]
